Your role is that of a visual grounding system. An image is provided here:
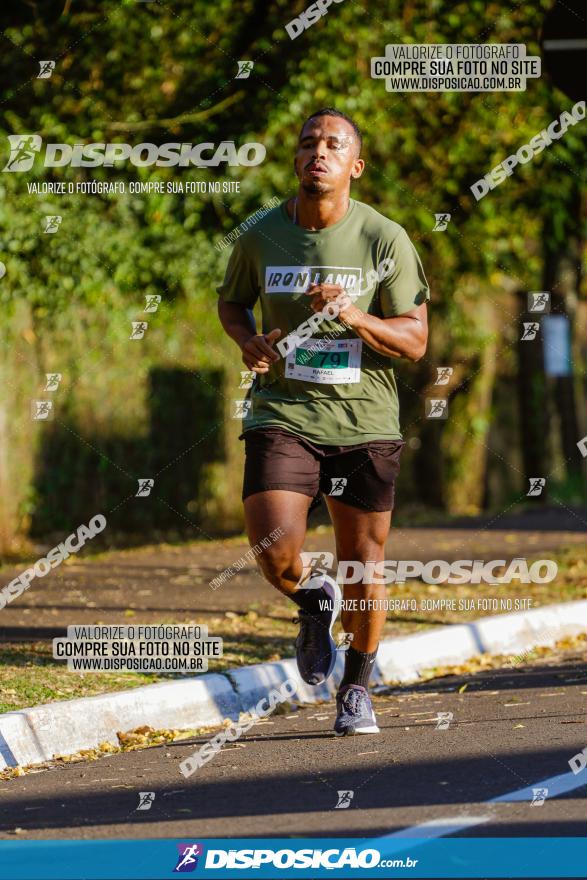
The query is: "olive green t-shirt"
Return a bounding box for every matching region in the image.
[217,199,429,444]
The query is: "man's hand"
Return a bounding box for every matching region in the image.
[305,283,362,327]
[241,328,281,373]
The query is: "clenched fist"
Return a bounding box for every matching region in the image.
[241,328,282,373]
[305,283,361,326]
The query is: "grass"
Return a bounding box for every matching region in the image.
[0,613,293,715]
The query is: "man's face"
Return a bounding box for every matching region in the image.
[294,115,364,196]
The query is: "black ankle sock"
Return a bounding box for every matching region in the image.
[292,586,330,615]
[341,646,377,689]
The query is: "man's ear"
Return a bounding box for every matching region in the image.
[351,158,365,180]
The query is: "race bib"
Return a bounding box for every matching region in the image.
[284,338,362,384]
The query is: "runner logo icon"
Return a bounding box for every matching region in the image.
[38,60,55,78]
[334,790,354,809]
[144,294,161,313]
[45,373,62,391]
[527,477,546,497]
[3,135,42,172]
[435,711,453,729]
[299,551,334,587]
[521,322,540,341]
[174,843,204,872]
[426,399,448,419]
[32,400,53,421]
[531,787,548,806]
[236,61,254,78]
[232,399,252,419]
[528,291,550,313]
[136,791,155,811]
[130,321,148,340]
[43,215,62,233]
[432,213,451,231]
[434,366,453,385]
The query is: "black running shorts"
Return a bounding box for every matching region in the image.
[242,427,405,512]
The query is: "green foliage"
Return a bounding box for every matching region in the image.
[1,0,584,318]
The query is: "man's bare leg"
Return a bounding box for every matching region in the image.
[326,497,390,734]
[243,490,311,597]
[326,497,391,653]
[244,489,341,685]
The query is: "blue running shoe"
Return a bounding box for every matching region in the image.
[334,684,380,736]
[294,574,341,685]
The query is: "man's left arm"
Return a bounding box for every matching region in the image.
[306,288,427,362]
[307,227,430,362]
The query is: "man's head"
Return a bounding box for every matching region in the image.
[295,108,364,196]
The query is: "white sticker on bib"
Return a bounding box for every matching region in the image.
[285,338,362,384]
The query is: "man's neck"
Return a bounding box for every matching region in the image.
[290,192,350,230]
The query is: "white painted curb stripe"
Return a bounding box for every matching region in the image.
[376,600,587,684]
[491,770,587,802]
[2,600,587,769]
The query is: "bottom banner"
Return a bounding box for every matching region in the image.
[0,837,586,879]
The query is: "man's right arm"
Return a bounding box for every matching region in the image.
[217,300,281,373]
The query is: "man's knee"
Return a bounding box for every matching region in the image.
[337,538,385,568]
[257,547,300,587]
[335,537,387,591]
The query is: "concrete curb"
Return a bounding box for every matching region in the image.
[2,600,587,769]
[375,599,587,683]
[0,674,241,770]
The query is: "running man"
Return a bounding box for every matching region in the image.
[217,108,429,735]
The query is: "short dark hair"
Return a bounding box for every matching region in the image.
[299,108,363,153]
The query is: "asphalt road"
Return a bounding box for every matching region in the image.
[2,647,587,841]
